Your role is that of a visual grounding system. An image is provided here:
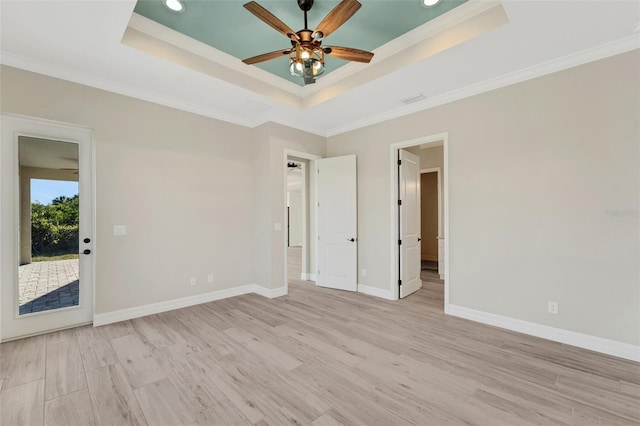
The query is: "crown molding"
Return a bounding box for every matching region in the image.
[3,34,637,140]
[0,50,267,129]
[0,50,329,137]
[303,0,503,95]
[126,13,302,96]
[326,35,640,137]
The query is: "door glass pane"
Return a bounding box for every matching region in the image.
[18,137,80,315]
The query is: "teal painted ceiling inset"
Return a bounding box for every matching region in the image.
[134,0,469,86]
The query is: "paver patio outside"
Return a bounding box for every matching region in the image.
[18,259,79,315]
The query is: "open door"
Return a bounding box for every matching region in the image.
[399,149,422,298]
[317,155,357,291]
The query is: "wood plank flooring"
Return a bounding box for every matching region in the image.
[1,248,638,425]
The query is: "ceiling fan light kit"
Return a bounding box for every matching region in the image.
[242,0,374,85]
[289,44,325,83]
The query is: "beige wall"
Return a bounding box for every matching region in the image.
[327,51,640,346]
[1,66,258,316]
[252,122,325,290]
[1,66,325,325]
[1,51,638,350]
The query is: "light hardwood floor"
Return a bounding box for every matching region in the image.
[1,249,638,425]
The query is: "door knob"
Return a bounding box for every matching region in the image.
[83,238,91,243]
[347,238,355,242]
[82,249,91,255]
[418,237,422,241]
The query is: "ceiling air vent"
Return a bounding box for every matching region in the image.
[400,93,426,105]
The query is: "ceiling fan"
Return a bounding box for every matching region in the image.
[59,168,79,175]
[59,156,79,174]
[242,0,374,84]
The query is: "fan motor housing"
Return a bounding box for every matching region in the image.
[297,0,314,12]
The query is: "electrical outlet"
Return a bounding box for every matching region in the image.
[207,274,214,283]
[547,301,558,314]
[361,268,367,277]
[190,277,196,286]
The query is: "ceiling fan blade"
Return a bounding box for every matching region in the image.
[314,0,361,39]
[243,2,299,41]
[326,46,373,63]
[242,49,292,65]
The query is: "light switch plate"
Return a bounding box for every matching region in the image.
[113,225,126,236]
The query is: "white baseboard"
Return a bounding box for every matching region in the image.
[357,284,395,301]
[93,284,286,327]
[253,285,287,299]
[300,273,317,282]
[446,304,640,362]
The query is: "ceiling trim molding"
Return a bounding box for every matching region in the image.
[127,12,302,98]
[0,50,333,136]
[325,35,640,137]
[125,0,506,109]
[2,35,637,140]
[302,2,508,109]
[0,50,267,129]
[301,0,503,96]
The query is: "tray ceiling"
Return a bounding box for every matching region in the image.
[124,0,506,107]
[133,0,469,86]
[2,1,637,136]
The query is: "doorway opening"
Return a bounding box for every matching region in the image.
[286,159,306,285]
[1,115,94,341]
[283,150,321,293]
[391,133,449,310]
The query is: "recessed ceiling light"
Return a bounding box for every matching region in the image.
[421,0,441,7]
[164,0,185,13]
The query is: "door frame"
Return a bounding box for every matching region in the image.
[0,113,96,341]
[389,133,449,307]
[283,149,321,292]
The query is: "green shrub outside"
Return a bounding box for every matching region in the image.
[31,195,79,257]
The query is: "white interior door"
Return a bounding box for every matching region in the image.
[317,155,357,291]
[1,115,94,341]
[399,149,422,298]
